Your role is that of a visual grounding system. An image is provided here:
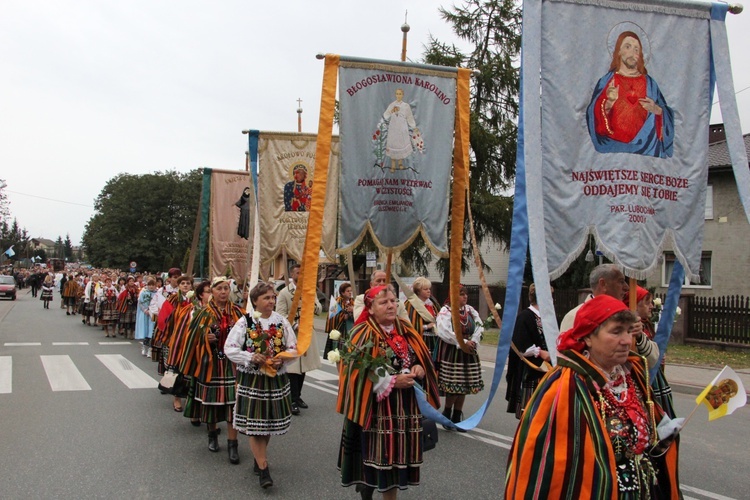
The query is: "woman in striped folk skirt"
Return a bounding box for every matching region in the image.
[182,280,212,425]
[97,278,120,337]
[179,277,245,464]
[225,282,297,490]
[435,285,484,431]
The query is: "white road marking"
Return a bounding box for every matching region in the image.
[456,429,511,449]
[469,426,514,442]
[95,354,158,389]
[681,485,736,500]
[307,369,340,382]
[41,355,91,391]
[52,342,89,346]
[4,342,42,346]
[0,356,12,393]
[305,380,339,397]
[98,341,131,345]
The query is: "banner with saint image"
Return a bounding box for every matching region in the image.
[337,61,457,254]
[533,0,715,281]
[257,132,339,265]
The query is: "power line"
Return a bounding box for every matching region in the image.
[712,84,750,106]
[5,190,93,208]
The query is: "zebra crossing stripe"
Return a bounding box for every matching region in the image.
[307,369,340,382]
[40,355,92,391]
[0,357,11,394]
[52,342,89,346]
[4,342,42,346]
[95,354,158,389]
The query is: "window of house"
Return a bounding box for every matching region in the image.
[705,185,714,220]
[662,252,712,288]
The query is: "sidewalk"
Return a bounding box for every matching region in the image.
[476,343,750,397]
[313,315,750,397]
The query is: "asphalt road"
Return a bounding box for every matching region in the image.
[0,290,747,499]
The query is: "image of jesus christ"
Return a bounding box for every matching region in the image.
[586,30,674,158]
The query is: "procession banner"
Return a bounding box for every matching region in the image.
[519,0,746,363]
[535,0,716,282]
[257,132,339,265]
[337,60,458,254]
[695,365,747,421]
[208,169,251,282]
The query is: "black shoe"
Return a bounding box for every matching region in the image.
[451,410,467,433]
[208,430,220,452]
[253,459,260,475]
[259,467,273,489]
[355,483,375,500]
[295,398,308,409]
[227,439,239,464]
[291,402,300,415]
[441,408,453,431]
[190,419,201,427]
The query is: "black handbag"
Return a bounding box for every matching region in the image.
[158,370,189,397]
[421,417,438,452]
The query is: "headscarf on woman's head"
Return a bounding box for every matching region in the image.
[557,295,629,352]
[624,286,650,306]
[354,285,388,325]
[443,284,467,307]
[211,276,230,288]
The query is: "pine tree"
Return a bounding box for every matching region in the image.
[404,0,521,280]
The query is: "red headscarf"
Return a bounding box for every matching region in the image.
[557,295,629,352]
[624,286,650,306]
[354,285,388,325]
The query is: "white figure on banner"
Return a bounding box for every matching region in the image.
[373,88,425,172]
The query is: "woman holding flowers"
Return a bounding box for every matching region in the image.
[632,287,677,419]
[336,285,440,500]
[324,281,354,358]
[179,277,245,461]
[225,281,297,489]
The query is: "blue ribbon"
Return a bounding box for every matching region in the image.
[247,130,259,198]
[414,383,456,429]
[651,261,684,382]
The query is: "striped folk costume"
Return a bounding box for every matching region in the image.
[336,315,440,493]
[224,312,297,436]
[178,299,245,424]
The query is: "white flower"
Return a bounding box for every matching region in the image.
[494,303,502,310]
[252,310,262,320]
[653,297,662,307]
[675,306,681,317]
[327,349,341,363]
[186,290,194,299]
[328,329,341,341]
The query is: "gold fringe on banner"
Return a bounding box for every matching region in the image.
[449,68,472,353]
[292,54,340,355]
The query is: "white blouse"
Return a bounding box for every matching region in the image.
[435,304,484,345]
[224,311,298,375]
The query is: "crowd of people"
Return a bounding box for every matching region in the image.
[3,261,684,498]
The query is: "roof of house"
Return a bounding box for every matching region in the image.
[31,238,56,247]
[707,131,750,170]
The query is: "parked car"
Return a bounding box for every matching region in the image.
[0,275,17,300]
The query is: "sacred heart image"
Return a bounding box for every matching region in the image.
[586,22,674,158]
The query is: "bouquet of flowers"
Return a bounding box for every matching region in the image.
[650,297,681,325]
[245,312,286,375]
[327,334,395,383]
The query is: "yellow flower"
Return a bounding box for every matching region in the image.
[274,338,282,346]
[249,330,258,340]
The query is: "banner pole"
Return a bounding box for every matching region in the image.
[385,251,393,283]
[629,277,638,350]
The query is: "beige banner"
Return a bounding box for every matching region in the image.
[209,169,251,282]
[257,132,339,265]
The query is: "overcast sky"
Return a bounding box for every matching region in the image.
[2,1,749,248]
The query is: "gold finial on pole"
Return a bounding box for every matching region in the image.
[297,97,303,133]
[400,11,410,62]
